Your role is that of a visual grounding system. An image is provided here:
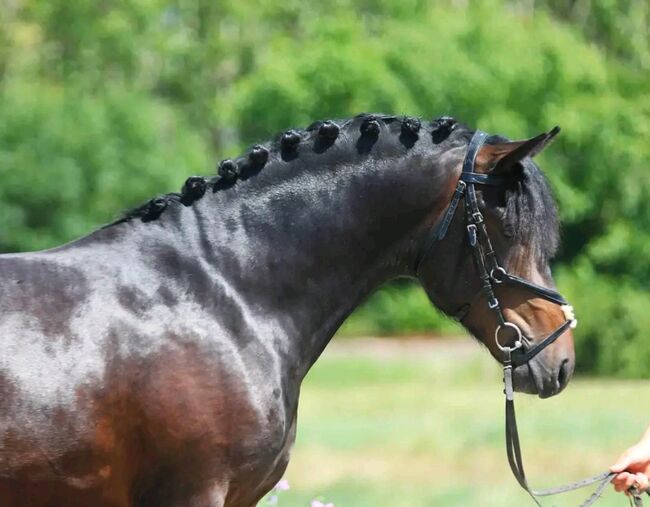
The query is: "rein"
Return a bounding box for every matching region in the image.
[416,130,647,507]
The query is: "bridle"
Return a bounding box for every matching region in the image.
[416,129,575,360]
[416,130,648,507]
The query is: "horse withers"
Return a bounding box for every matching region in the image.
[0,114,574,506]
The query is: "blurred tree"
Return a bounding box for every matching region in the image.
[541,0,650,71]
[0,83,209,251]
[0,0,648,375]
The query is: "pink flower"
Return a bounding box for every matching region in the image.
[311,501,334,507]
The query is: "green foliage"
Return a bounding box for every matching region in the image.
[0,83,209,251]
[0,0,648,375]
[337,281,462,337]
[542,0,650,71]
[559,265,650,377]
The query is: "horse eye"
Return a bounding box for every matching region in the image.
[483,186,507,209]
[503,220,516,238]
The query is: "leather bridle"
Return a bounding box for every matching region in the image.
[416,130,647,506]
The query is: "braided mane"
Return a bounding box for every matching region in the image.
[111,113,465,225]
[107,112,559,266]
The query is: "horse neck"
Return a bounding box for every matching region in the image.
[74,143,458,380]
[183,150,456,377]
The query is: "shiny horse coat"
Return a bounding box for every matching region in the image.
[0,114,574,506]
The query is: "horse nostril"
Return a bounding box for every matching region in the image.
[558,359,572,387]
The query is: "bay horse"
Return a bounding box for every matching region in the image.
[0,114,574,506]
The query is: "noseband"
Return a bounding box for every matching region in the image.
[416,130,646,506]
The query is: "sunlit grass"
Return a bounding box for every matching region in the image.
[270,339,650,506]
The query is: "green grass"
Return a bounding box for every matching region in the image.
[264,339,650,506]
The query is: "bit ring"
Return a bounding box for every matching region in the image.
[495,322,523,352]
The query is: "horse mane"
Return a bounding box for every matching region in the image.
[109,113,468,226]
[108,114,559,265]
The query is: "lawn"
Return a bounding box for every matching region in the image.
[265,338,650,507]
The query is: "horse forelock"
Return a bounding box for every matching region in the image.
[483,135,560,264]
[515,159,560,262]
[110,113,470,227]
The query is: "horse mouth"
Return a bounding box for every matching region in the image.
[527,357,571,399]
[503,316,573,398]
[511,359,568,399]
[512,364,540,395]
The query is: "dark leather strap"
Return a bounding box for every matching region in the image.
[454,270,568,322]
[414,181,465,271]
[436,181,466,241]
[494,270,568,305]
[461,172,506,186]
[462,131,488,174]
[503,365,644,507]
[506,398,613,507]
[510,319,573,367]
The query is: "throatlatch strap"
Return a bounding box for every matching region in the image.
[416,130,502,265]
[413,182,464,272]
[435,181,466,241]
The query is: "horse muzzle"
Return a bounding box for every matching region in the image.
[512,344,575,398]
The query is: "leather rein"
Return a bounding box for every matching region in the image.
[416,130,647,506]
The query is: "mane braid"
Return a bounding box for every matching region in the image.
[107,113,467,227]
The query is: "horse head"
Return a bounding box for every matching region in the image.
[417,126,575,398]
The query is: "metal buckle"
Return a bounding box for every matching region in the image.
[472,211,484,223]
[488,296,500,309]
[495,322,523,352]
[490,266,507,284]
[467,224,477,246]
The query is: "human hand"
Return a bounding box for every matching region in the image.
[611,432,650,493]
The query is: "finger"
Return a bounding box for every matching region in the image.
[613,473,631,492]
[611,454,632,473]
[635,473,649,491]
[613,472,631,483]
[615,482,628,493]
[614,473,636,493]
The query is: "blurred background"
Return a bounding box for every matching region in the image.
[0,0,649,505]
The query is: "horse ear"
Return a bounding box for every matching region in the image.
[475,126,560,175]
